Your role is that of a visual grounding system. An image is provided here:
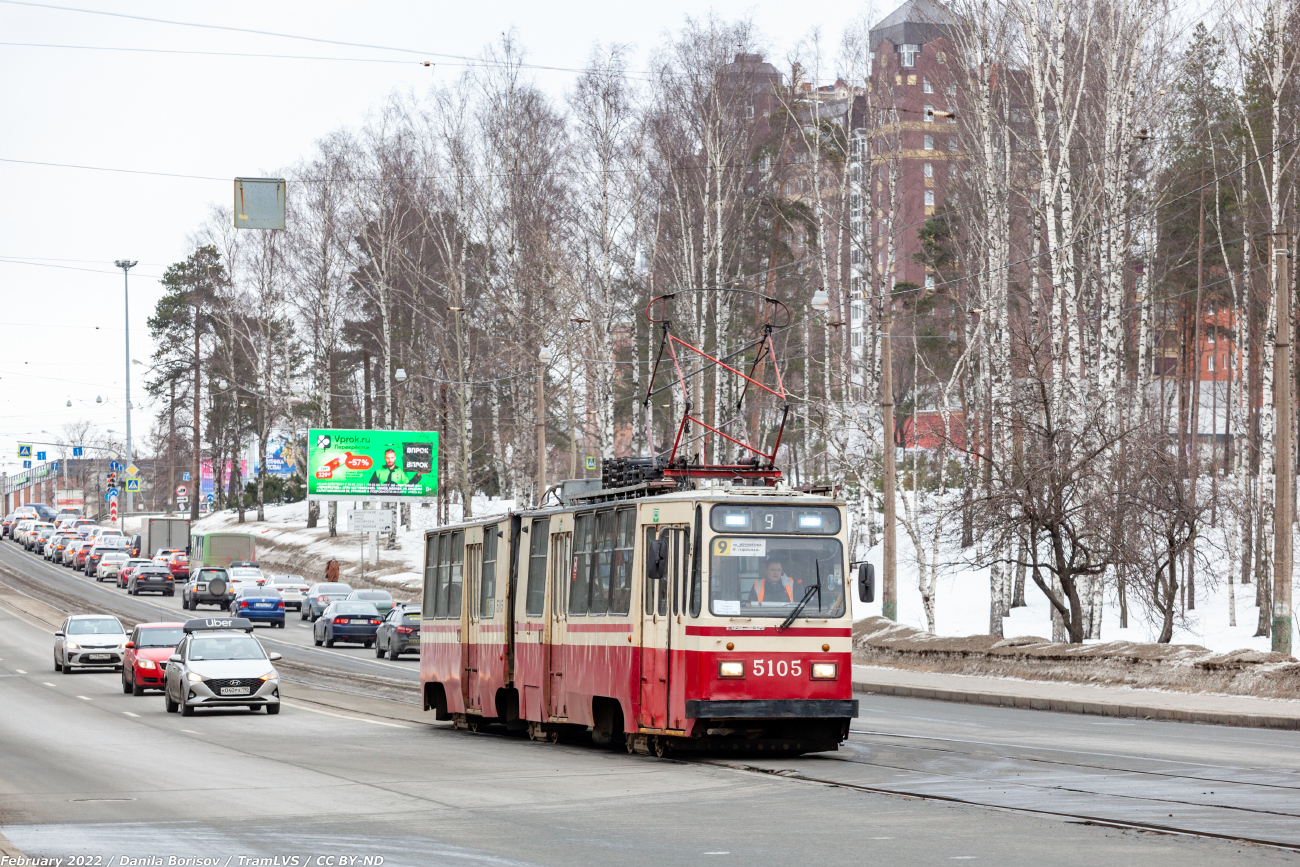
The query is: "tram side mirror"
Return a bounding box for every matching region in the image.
[646,539,667,582]
[858,563,875,604]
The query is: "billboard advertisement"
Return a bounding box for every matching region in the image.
[262,433,299,477]
[307,428,438,501]
[201,459,248,496]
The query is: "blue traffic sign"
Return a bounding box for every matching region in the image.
[72,446,83,457]
[21,460,30,469]
[125,478,140,492]
[36,451,46,461]
[205,493,215,503]
[52,461,59,471]
[106,487,119,498]
[17,445,30,458]
[109,460,122,472]
[182,472,191,482]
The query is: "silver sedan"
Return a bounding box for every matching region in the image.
[54,615,127,673]
[163,619,283,716]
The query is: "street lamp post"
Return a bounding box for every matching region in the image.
[115,259,137,517]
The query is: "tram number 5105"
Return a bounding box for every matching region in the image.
[753,659,802,677]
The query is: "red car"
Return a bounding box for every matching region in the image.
[121,621,185,695]
[167,551,190,579]
[74,542,96,571]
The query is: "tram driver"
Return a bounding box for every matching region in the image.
[752,558,796,604]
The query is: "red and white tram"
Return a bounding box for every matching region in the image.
[419,480,871,754]
[419,291,871,753]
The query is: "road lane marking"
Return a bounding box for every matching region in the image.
[14,669,25,674]
[43,682,55,686]
[123,711,139,717]
[181,729,199,734]
[282,701,410,728]
[77,695,91,700]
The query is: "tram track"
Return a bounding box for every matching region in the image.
[712,757,1300,854]
[698,724,1300,854]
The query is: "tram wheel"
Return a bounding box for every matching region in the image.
[652,736,671,758]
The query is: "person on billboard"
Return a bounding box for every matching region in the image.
[369,448,422,487]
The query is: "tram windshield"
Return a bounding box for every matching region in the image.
[709,536,846,618]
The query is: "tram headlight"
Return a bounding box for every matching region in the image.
[811,662,838,680]
[718,661,745,679]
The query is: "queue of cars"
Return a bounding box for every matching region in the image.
[5,507,413,716]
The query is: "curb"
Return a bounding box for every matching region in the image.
[0,830,25,857]
[853,680,1300,730]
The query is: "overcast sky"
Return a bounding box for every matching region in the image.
[0,0,877,476]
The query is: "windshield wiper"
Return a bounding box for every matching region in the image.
[779,560,823,630]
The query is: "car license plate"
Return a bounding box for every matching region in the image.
[350,618,368,623]
[87,654,111,661]
[255,603,271,608]
[220,686,251,696]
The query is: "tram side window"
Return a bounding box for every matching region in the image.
[428,535,449,616]
[610,509,635,615]
[689,506,702,617]
[643,527,660,614]
[480,524,498,618]
[569,513,595,616]
[434,533,451,618]
[525,518,550,617]
[589,511,615,615]
[447,530,464,616]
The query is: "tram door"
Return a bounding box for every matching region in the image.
[544,530,571,719]
[461,540,482,711]
[639,526,681,729]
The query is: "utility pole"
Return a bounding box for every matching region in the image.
[191,292,201,523]
[1273,233,1293,655]
[115,260,137,517]
[537,348,552,506]
[881,311,897,621]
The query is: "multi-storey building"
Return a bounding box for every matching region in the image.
[849,0,961,358]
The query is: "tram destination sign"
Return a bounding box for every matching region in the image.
[307,428,438,501]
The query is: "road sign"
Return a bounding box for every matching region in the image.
[348,509,395,533]
[176,484,188,498]
[52,461,59,471]
[126,464,138,477]
[109,497,118,522]
[22,460,30,469]
[585,456,597,471]
[125,478,140,492]
[17,444,30,458]
[106,487,119,498]
[36,451,46,462]
[72,446,83,457]
[109,460,122,472]
[205,493,215,503]
[182,472,191,482]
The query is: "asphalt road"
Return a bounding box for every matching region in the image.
[2,536,1300,863]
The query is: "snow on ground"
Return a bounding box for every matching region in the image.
[190,495,515,594]
[849,509,1296,655]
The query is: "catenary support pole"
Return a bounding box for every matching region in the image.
[115,259,137,519]
[881,311,897,621]
[1272,234,1293,655]
[537,350,550,507]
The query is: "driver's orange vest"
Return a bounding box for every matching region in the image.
[756,578,794,603]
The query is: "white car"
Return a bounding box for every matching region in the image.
[13,520,36,546]
[54,614,126,673]
[266,575,308,611]
[228,567,267,593]
[163,618,282,715]
[93,551,131,580]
